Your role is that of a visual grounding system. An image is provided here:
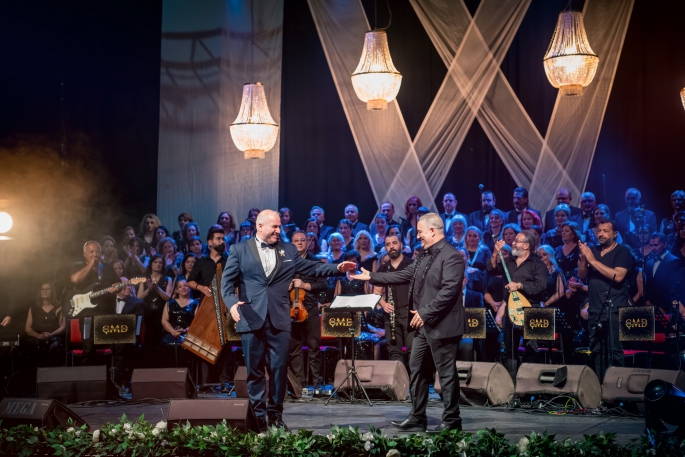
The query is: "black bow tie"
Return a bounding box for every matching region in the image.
[260,242,274,249]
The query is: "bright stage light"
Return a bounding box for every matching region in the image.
[0,212,12,234]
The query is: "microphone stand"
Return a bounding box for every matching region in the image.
[595,275,616,377]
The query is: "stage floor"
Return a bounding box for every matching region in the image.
[67,393,646,444]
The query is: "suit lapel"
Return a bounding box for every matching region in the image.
[267,242,284,284]
[247,239,268,278]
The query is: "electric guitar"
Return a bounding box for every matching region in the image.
[68,278,145,317]
[499,251,531,326]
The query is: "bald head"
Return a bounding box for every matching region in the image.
[256,210,281,244]
[417,213,445,249]
[556,187,572,205]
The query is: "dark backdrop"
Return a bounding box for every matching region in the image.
[0,0,683,271]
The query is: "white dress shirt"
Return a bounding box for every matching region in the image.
[255,236,277,277]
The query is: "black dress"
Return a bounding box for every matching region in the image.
[141,275,170,351]
[25,305,63,365]
[359,253,378,272]
[554,244,586,332]
[161,299,199,345]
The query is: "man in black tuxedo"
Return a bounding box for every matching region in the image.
[440,193,467,238]
[369,201,399,236]
[468,190,497,231]
[615,188,657,249]
[344,204,369,235]
[543,187,583,231]
[310,206,334,241]
[222,210,356,432]
[352,213,465,432]
[506,187,541,225]
[645,233,683,312]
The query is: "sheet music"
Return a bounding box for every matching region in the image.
[329,294,381,310]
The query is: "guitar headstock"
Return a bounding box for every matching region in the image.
[130,277,146,285]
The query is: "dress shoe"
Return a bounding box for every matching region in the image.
[256,418,268,434]
[268,416,289,431]
[430,422,462,433]
[390,419,427,432]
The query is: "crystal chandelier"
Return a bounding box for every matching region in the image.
[351,30,402,110]
[230,83,279,160]
[543,11,599,96]
[681,87,685,111]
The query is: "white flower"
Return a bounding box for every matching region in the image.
[123,423,132,431]
[92,430,100,443]
[456,439,467,451]
[155,421,167,430]
[137,432,145,439]
[258,432,267,438]
[423,438,434,446]
[67,427,75,433]
[517,437,530,453]
[327,434,336,442]
[34,427,39,432]
[161,440,169,446]
[365,441,374,451]
[386,450,401,457]
[75,430,81,437]
[221,437,226,443]
[361,431,375,441]
[152,428,160,436]
[109,429,117,436]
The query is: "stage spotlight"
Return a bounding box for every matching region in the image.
[0,212,12,233]
[644,379,685,437]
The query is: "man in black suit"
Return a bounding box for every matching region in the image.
[369,201,399,236]
[112,277,144,389]
[579,192,598,232]
[543,187,583,231]
[615,188,657,249]
[645,233,683,313]
[352,213,465,432]
[468,190,497,231]
[222,210,356,432]
[310,206,334,241]
[440,193,467,238]
[505,187,541,225]
[344,204,369,235]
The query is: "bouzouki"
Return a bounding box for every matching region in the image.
[499,251,531,326]
[68,278,145,317]
[290,282,308,323]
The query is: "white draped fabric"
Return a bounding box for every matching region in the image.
[157,0,283,232]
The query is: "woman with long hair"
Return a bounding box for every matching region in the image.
[278,207,298,243]
[124,237,149,278]
[151,226,171,255]
[161,278,200,367]
[157,237,184,278]
[501,223,520,247]
[138,213,162,251]
[353,230,377,272]
[464,226,492,293]
[25,282,65,365]
[536,245,566,308]
[217,212,239,246]
[337,219,354,251]
[100,235,118,264]
[181,222,201,254]
[305,217,328,252]
[521,210,542,231]
[372,213,388,250]
[542,204,570,249]
[119,226,136,259]
[400,196,422,241]
[448,214,469,250]
[483,209,505,251]
[306,232,321,256]
[137,254,172,366]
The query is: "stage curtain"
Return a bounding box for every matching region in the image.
[157,0,283,232]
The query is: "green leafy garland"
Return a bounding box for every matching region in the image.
[0,415,683,457]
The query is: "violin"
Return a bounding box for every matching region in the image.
[290,284,308,322]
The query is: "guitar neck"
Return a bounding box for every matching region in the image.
[499,251,518,298]
[89,281,128,299]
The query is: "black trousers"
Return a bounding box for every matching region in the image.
[241,314,290,421]
[588,308,623,382]
[408,328,462,427]
[384,312,414,372]
[502,313,538,375]
[289,307,322,387]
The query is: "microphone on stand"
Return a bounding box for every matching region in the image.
[478,184,484,191]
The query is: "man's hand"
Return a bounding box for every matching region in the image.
[108,285,119,294]
[199,285,212,297]
[505,282,521,292]
[230,302,244,322]
[348,267,371,281]
[291,279,304,289]
[1,316,11,326]
[579,243,595,264]
[380,300,394,314]
[337,261,357,273]
[410,310,424,329]
[493,240,506,256]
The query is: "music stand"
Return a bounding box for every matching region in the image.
[325,294,381,407]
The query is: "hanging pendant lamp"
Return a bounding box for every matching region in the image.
[543,10,599,96]
[351,29,402,110]
[230,82,279,160]
[680,87,685,111]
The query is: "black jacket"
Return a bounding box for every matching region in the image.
[646,252,683,308]
[369,238,465,339]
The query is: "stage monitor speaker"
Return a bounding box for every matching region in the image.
[602,367,685,406]
[131,368,196,400]
[234,366,302,399]
[36,366,109,404]
[0,398,88,430]
[515,363,601,408]
[332,360,409,401]
[434,361,515,406]
[167,399,259,432]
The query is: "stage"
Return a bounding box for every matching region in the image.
[65,391,646,444]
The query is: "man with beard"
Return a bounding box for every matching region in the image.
[468,190,497,231]
[488,231,547,378]
[352,213,465,432]
[373,234,414,368]
[187,225,229,389]
[222,210,356,432]
[287,231,329,390]
[578,220,634,381]
[505,187,541,225]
